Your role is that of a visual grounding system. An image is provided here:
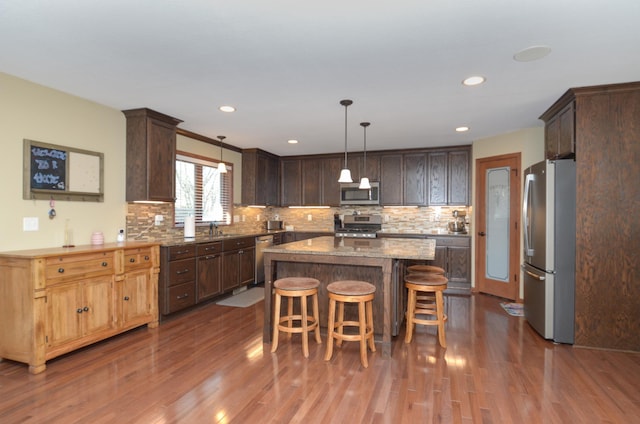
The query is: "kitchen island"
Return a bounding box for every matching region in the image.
[262,236,436,357]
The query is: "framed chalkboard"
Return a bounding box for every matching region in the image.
[23,139,104,202]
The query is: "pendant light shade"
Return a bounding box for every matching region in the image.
[217,135,227,173]
[359,122,371,189]
[338,99,353,183]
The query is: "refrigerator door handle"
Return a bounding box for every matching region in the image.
[521,264,545,281]
[523,173,535,256]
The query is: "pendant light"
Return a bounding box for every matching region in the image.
[359,122,371,189]
[217,135,227,173]
[338,99,353,183]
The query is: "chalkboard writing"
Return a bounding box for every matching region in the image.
[30,146,67,190]
[23,139,104,202]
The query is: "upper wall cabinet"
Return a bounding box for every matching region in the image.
[280,158,303,206]
[242,149,280,206]
[404,153,427,205]
[123,108,182,202]
[428,148,470,206]
[380,154,403,205]
[541,101,575,160]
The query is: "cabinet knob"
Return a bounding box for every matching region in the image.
[144,256,149,261]
[77,308,83,313]
[130,258,136,263]
[124,296,130,301]
[101,261,108,267]
[58,268,65,273]
[83,306,89,312]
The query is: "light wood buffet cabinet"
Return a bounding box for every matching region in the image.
[0,242,159,374]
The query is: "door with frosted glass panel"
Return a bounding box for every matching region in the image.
[475,154,521,300]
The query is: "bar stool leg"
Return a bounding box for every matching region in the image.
[336,301,345,347]
[324,297,336,361]
[301,294,309,358]
[271,291,282,353]
[436,290,447,348]
[366,300,376,353]
[405,287,416,343]
[286,296,294,337]
[358,300,368,368]
[312,292,322,344]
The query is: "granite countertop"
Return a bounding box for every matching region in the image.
[262,236,436,261]
[377,230,471,238]
[0,241,160,258]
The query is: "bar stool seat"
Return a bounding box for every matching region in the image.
[324,280,376,368]
[404,273,448,348]
[406,264,446,275]
[271,277,322,358]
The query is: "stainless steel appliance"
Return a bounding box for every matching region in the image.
[255,234,274,283]
[340,182,380,205]
[522,159,576,343]
[266,220,283,230]
[448,210,467,234]
[335,214,382,238]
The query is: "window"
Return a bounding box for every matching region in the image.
[175,151,233,226]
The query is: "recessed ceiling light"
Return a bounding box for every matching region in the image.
[456,126,470,132]
[513,45,552,62]
[462,76,486,86]
[287,139,299,144]
[219,105,236,112]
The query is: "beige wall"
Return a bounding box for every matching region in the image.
[471,127,544,296]
[0,72,127,251]
[0,73,242,252]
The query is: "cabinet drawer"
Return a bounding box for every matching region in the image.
[197,242,222,256]
[124,248,153,271]
[167,258,196,286]
[223,237,255,251]
[167,245,196,261]
[46,252,115,281]
[167,281,196,313]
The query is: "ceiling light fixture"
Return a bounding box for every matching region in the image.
[287,139,299,144]
[462,76,486,86]
[219,105,236,113]
[456,126,470,132]
[217,135,227,173]
[338,99,353,183]
[359,122,371,190]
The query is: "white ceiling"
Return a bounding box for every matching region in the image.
[2,0,639,156]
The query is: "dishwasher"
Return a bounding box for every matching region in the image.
[255,235,274,284]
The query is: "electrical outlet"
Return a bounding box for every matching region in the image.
[307,214,312,221]
[154,215,164,226]
[384,214,390,222]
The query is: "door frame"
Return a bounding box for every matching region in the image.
[475,153,521,300]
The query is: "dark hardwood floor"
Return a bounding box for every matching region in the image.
[1,292,639,423]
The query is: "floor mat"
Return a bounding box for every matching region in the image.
[216,287,264,308]
[500,302,524,317]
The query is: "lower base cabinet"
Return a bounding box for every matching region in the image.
[0,243,159,374]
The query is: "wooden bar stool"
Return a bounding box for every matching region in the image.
[271,277,322,358]
[406,264,446,275]
[324,280,376,368]
[404,273,448,348]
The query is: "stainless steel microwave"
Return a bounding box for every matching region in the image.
[340,182,380,205]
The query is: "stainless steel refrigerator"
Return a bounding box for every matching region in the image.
[522,159,576,343]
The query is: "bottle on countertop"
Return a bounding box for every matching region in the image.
[117,229,125,243]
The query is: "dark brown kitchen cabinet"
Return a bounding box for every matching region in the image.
[123,108,182,202]
[404,153,427,205]
[221,237,255,292]
[280,159,302,206]
[349,153,381,183]
[242,149,280,206]
[196,242,222,302]
[428,149,470,206]
[426,236,471,286]
[159,245,196,316]
[542,101,575,160]
[380,154,403,205]
[322,156,343,206]
[302,158,322,205]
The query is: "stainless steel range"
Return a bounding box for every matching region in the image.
[335,214,383,238]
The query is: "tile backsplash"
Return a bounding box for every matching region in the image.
[126,203,470,240]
